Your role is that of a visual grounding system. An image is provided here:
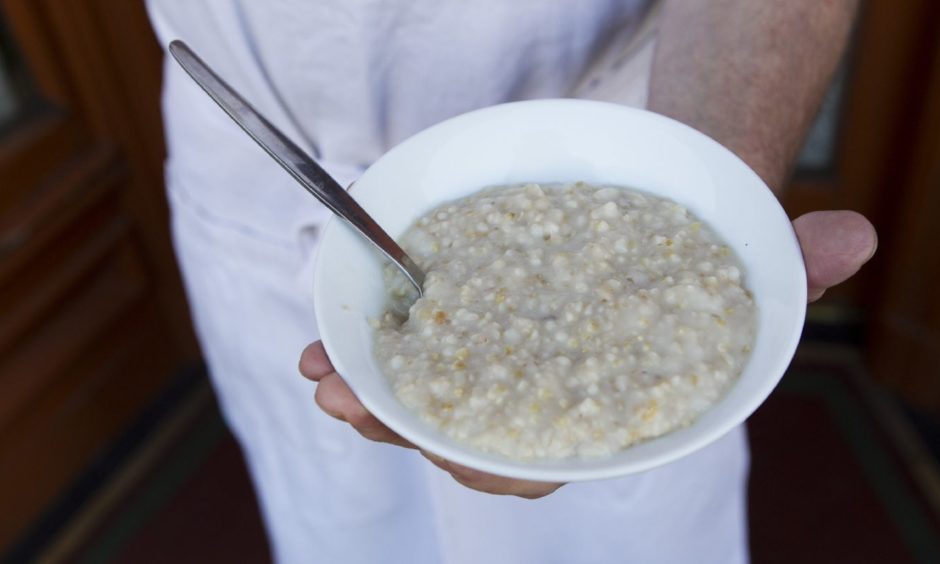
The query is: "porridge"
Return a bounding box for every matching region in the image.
[373,182,757,459]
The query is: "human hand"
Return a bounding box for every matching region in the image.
[300,208,875,497]
[792,210,877,301]
[299,341,564,498]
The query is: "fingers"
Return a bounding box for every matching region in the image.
[304,345,561,497]
[299,341,335,382]
[792,210,877,301]
[303,340,414,447]
[421,452,564,499]
[310,371,557,496]
[314,372,416,449]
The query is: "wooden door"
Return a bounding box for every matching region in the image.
[865,6,940,410]
[781,1,940,408]
[0,0,198,550]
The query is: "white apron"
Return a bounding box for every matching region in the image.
[147,2,750,562]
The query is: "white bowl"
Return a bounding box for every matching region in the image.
[313,99,806,482]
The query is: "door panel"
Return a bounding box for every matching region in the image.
[0,0,198,549]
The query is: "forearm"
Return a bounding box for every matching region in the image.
[648,0,858,192]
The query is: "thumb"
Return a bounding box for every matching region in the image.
[791,210,877,301]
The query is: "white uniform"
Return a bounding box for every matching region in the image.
[146,2,750,562]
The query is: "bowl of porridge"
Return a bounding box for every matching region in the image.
[313,99,806,482]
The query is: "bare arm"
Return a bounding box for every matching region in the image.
[649,0,858,192]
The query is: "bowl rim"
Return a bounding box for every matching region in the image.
[313,98,806,481]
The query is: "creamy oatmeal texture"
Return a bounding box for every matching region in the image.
[373,182,757,459]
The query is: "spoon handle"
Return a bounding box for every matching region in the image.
[168,40,425,295]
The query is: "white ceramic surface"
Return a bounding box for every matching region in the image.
[313,99,806,482]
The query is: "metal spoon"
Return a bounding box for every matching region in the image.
[168,40,426,297]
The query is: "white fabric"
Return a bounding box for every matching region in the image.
[147,1,751,562]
